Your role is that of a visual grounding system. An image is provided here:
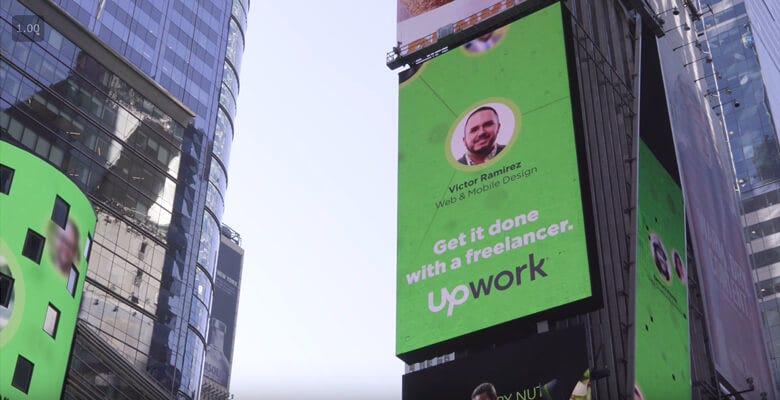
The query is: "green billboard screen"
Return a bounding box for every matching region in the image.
[396,2,599,358]
[633,140,690,398]
[0,141,96,399]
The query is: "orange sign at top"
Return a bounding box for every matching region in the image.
[397,0,524,56]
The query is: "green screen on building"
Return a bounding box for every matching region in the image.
[0,141,96,399]
[633,140,690,399]
[396,2,599,357]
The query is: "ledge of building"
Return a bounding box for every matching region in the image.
[19,0,196,126]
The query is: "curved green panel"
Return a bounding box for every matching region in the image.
[0,141,96,400]
[633,141,689,399]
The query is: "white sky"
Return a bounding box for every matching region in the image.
[221,1,404,398]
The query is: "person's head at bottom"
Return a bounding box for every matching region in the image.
[472,382,497,400]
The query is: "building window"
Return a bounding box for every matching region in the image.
[67,265,79,297]
[51,195,70,229]
[22,229,45,264]
[0,272,13,307]
[84,233,93,262]
[43,303,60,338]
[0,164,14,195]
[11,355,34,394]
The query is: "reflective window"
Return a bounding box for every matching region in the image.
[225,18,244,74]
[754,246,780,268]
[218,83,236,118]
[87,240,162,316]
[213,107,233,166]
[744,190,780,214]
[67,264,79,297]
[22,229,45,264]
[189,296,208,337]
[704,5,780,192]
[197,212,219,277]
[0,100,178,241]
[52,195,70,229]
[0,10,184,145]
[205,181,224,221]
[80,283,154,368]
[222,61,239,100]
[12,355,34,394]
[0,163,14,194]
[179,328,205,399]
[0,65,183,172]
[0,66,22,101]
[209,157,227,197]
[232,0,248,32]
[84,233,92,261]
[43,303,60,338]
[0,271,13,307]
[193,267,213,306]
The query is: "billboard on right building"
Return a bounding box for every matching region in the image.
[203,231,244,391]
[396,2,600,360]
[656,32,775,398]
[633,140,690,399]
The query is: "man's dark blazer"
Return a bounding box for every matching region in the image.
[457,144,505,165]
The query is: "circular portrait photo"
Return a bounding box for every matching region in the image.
[672,250,686,283]
[648,233,671,282]
[449,101,518,168]
[463,26,508,54]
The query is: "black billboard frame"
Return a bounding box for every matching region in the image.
[402,325,590,400]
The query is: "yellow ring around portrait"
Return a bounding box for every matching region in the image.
[445,97,522,172]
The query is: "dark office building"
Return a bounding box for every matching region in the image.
[201,224,243,400]
[0,0,246,398]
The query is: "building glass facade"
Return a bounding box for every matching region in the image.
[0,0,246,398]
[743,0,780,140]
[697,0,780,394]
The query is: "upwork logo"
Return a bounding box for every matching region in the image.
[428,285,469,316]
[428,253,546,316]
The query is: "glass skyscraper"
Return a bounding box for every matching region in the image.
[0,0,246,398]
[697,0,780,394]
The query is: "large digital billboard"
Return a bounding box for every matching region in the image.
[396,2,599,359]
[657,33,775,398]
[0,141,96,400]
[633,140,690,399]
[402,326,590,400]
